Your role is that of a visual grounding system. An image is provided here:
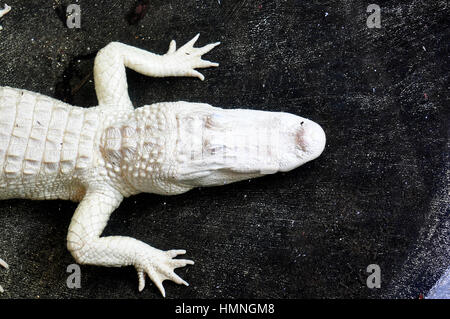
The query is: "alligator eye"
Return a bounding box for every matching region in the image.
[205,113,227,129]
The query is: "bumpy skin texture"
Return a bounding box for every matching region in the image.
[0,35,326,296]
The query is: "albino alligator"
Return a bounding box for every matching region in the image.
[0,35,326,296]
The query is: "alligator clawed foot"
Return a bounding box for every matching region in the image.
[163,33,220,81]
[0,3,11,31]
[0,4,11,18]
[134,248,194,297]
[0,257,8,293]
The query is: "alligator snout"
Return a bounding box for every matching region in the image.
[296,119,326,160]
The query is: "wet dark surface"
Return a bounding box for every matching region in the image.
[0,0,448,298]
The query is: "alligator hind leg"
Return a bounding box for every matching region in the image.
[0,257,8,293]
[93,34,220,110]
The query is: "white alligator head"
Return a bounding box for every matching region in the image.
[171,103,326,187]
[105,102,326,195]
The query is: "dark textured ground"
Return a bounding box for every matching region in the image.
[0,0,448,299]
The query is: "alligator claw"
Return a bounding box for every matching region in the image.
[134,248,194,297]
[164,34,220,81]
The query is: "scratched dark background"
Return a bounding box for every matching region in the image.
[0,0,448,299]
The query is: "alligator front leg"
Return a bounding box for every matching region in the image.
[94,34,220,110]
[66,186,193,297]
[0,257,8,293]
